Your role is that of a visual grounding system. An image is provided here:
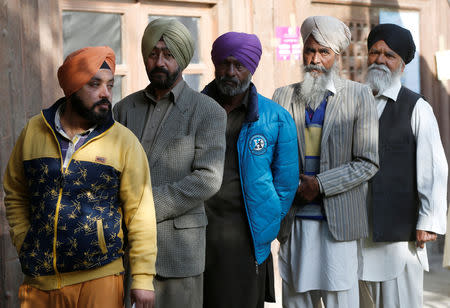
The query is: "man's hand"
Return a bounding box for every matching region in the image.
[297,174,320,203]
[130,289,155,308]
[416,230,437,248]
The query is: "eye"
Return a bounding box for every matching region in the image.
[107,84,114,89]
[217,63,227,70]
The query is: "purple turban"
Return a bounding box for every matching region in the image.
[211,32,262,75]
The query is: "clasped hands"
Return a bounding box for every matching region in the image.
[297,174,321,203]
[296,175,437,249]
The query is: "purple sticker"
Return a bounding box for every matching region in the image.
[276,26,301,61]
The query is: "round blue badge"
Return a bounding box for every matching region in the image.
[249,134,267,155]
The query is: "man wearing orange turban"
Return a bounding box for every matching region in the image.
[4,46,157,308]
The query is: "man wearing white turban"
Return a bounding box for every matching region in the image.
[272,16,379,308]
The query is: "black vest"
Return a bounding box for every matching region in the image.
[371,86,423,242]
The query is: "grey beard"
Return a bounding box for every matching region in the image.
[215,73,252,96]
[299,62,338,110]
[365,63,402,96]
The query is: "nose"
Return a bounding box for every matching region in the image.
[225,63,236,77]
[155,53,165,68]
[99,83,111,100]
[311,52,321,65]
[375,54,386,65]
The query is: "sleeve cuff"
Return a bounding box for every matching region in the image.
[131,274,155,291]
[416,215,446,235]
[315,175,324,194]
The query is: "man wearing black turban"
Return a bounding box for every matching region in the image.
[359,23,448,308]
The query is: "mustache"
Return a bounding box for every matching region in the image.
[367,63,390,74]
[150,67,170,75]
[304,64,328,74]
[93,98,111,108]
[217,76,240,84]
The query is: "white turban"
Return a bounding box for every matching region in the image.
[300,16,351,54]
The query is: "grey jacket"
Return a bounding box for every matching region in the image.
[272,77,379,243]
[113,82,226,277]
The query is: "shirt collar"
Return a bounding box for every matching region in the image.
[378,77,402,102]
[326,78,337,96]
[241,90,250,109]
[55,103,96,139]
[144,79,186,104]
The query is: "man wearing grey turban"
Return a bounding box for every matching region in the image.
[359,23,448,308]
[114,18,227,308]
[272,16,379,307]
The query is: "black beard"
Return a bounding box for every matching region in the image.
[70,94,112,126]
[147,66,181,89]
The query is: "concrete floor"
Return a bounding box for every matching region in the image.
[265,241,450,308]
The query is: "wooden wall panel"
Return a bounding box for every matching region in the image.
[1,1,26,306]
[251,0,275,95]
[38,0,64,107]
[21,1,43,119]
[0,1,61,307]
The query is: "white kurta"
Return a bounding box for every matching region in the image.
[279,78,359,293]
[280,219,358,292]
[358,78,448,282]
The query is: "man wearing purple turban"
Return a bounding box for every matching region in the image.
[201,32,299,308]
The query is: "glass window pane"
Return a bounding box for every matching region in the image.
[148,15,200,64]
[112,75,123,106]
[63,11,122,63]
[183,74,200,92]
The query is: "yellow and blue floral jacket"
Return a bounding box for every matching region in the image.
[3,98,157,291]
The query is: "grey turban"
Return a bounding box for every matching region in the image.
[300,16,351,54]
[141,18,194,70]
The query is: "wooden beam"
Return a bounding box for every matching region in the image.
[311,0,427,10]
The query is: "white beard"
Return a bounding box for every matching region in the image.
[365,63,402,96]
[299,62,338,110]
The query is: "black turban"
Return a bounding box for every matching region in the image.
[367,23,416,64]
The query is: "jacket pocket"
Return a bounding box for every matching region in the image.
[173,213,208,229]
[96,219,108,254]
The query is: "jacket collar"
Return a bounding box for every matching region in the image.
[202,80,260,122]
[42,97,115,141]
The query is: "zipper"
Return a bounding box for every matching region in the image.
[237,123,259,273]
[52,189,63,288]
[42,111,115,287]
[63,124,115,171]
[42,111,65,287]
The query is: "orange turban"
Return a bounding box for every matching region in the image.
[57,46,116,97]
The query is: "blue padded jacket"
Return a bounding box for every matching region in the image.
[202,82,299,264]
